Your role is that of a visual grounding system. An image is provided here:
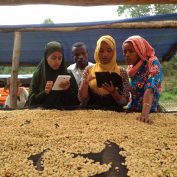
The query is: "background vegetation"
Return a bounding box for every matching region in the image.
[160,55,177,102]
[117,4,177,17]
[0,66,35,74]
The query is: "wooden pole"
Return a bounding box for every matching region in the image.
[10,32,21,108]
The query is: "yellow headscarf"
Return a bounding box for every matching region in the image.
[89,35,120,95]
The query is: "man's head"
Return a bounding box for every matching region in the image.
[72,42,89,70]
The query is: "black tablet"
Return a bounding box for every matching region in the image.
[95,72,123,92]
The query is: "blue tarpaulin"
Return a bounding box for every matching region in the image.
[0,13,176,65]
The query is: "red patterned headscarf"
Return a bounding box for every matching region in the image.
[123,35,158,77]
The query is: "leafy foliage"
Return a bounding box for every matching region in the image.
[160,54,177,101]
[43,18,54,24]
[117,4,177,17]
[0,66,35,74]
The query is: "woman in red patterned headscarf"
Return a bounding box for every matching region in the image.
[122,35,162,123]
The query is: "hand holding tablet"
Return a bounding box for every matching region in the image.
[45,81,53,94]
[52,75,71,90]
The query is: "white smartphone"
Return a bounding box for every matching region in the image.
[52,75,71,90]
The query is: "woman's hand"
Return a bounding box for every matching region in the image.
[137,114,153,124]
[102,81,116,94]
[139,88,154,124]
[45,81,53,94]
[79,66,94,101]
[59,80,70,90]
[82,69,90,85]
[82,68,95,85]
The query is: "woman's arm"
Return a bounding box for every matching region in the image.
[103,68,130,106]
[139,88,154,123]
[139,60,162,123]
[110,87,129,106]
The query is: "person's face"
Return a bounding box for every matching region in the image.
[98,41,114,65]
[47,51,63,70]
[123,42,140,66]
[72,46,89,70]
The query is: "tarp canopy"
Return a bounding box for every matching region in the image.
[0,0,176,6]
[0,13,177,65]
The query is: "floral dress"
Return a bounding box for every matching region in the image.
[129,60,162,112]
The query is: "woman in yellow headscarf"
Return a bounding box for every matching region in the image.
[78,35,130,111]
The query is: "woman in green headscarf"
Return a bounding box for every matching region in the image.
[28,41,79,108]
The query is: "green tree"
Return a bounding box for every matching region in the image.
[117,4,177,18]
[43,18,54,24]
[161,54,177,102]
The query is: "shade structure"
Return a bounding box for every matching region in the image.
[0,13,176,65]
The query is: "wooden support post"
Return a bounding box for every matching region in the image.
[10,32,21,108]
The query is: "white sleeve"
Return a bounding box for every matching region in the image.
[22,87,29,101]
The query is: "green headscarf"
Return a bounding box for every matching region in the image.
[43,41,67,82]
[28,41,69,106]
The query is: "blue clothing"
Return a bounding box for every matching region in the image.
[129,60,162,112]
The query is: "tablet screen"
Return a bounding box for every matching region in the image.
[95,72,123,91]
[52,75,71,90]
